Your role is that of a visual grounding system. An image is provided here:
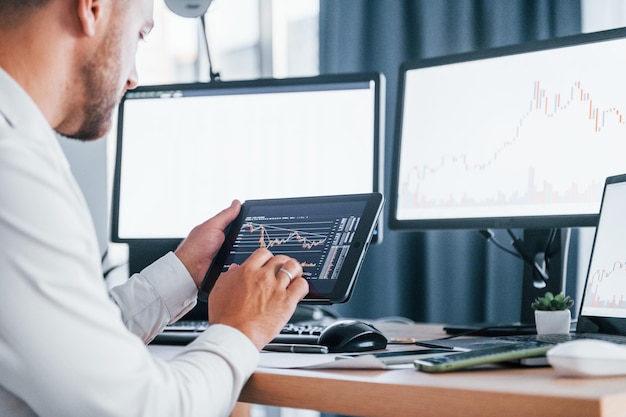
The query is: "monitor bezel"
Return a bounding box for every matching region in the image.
[389,27,626,231]
[110,72,385,245]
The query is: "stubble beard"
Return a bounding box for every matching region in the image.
[60,22,123,141]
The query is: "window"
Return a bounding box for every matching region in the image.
[582,0,626,33]
[135,0,319,84]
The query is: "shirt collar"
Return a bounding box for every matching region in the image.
[0,66,57,142]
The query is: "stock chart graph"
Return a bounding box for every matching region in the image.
[581,181,626,318]
[242,221,329,252]
[396,36,626,223]
[398,79,625,220]
[226,215,360,280]
[585,261,626,310]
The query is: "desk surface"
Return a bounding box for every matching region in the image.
[237,323,626,417]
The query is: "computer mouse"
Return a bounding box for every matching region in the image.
[318,320,388,353]
[546,339,626,377]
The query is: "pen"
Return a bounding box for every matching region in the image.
[263,343,329,354]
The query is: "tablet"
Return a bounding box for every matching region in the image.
[199,193,384,304]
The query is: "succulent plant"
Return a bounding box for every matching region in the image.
[531,291,574,311]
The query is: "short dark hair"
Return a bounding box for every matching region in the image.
[0,0,53,28]
[0,0,52,12]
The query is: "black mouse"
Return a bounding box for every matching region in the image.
[318,320,388,353]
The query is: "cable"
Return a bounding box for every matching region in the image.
[542,227,559,272]
[506,229,549,288]
[199,14,220,81]
[476,229,521,258]
[477,228,551,288]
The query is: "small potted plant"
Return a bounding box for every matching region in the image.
[531,291,574,335]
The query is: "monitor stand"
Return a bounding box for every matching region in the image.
[444,228,568,336]
[519,228,568,323]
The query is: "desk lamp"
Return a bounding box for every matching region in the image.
[164,0,213,17]
[164,0,220,81]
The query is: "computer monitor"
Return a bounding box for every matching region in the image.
[111,73,384,277]
[390,28,626,324]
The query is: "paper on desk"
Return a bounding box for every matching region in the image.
[258,352,387,369]
[258,350,452,370]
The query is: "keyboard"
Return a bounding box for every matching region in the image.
[152,320,327,345]
[164,320,209,332]
[271,323,326,344]
[498,332,626,345]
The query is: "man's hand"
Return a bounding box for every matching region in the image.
[208,249,309,350]
[174,200,241,287]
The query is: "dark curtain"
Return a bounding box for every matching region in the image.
[318,1,582,326]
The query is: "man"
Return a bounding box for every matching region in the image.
[0,0,309,416]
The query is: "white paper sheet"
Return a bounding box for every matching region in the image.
[258,349,456,369]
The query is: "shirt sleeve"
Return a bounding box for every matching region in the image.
[147,325,260,417]
[109,251,200,343]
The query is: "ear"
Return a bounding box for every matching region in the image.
[76,0,102,37]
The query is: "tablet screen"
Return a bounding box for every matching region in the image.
[200,193,383,303]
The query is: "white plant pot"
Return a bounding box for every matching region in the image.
[534,310,571,335]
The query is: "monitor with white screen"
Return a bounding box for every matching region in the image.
[390,28,626,325]
[111,73,384,263]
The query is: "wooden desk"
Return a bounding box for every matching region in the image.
[237,323,626,417]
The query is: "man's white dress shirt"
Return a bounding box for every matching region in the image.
[0,68,259,417]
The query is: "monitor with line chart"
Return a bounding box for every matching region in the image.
[390,27,626,231]
[389,27,626,324]
[580,175,626,318]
